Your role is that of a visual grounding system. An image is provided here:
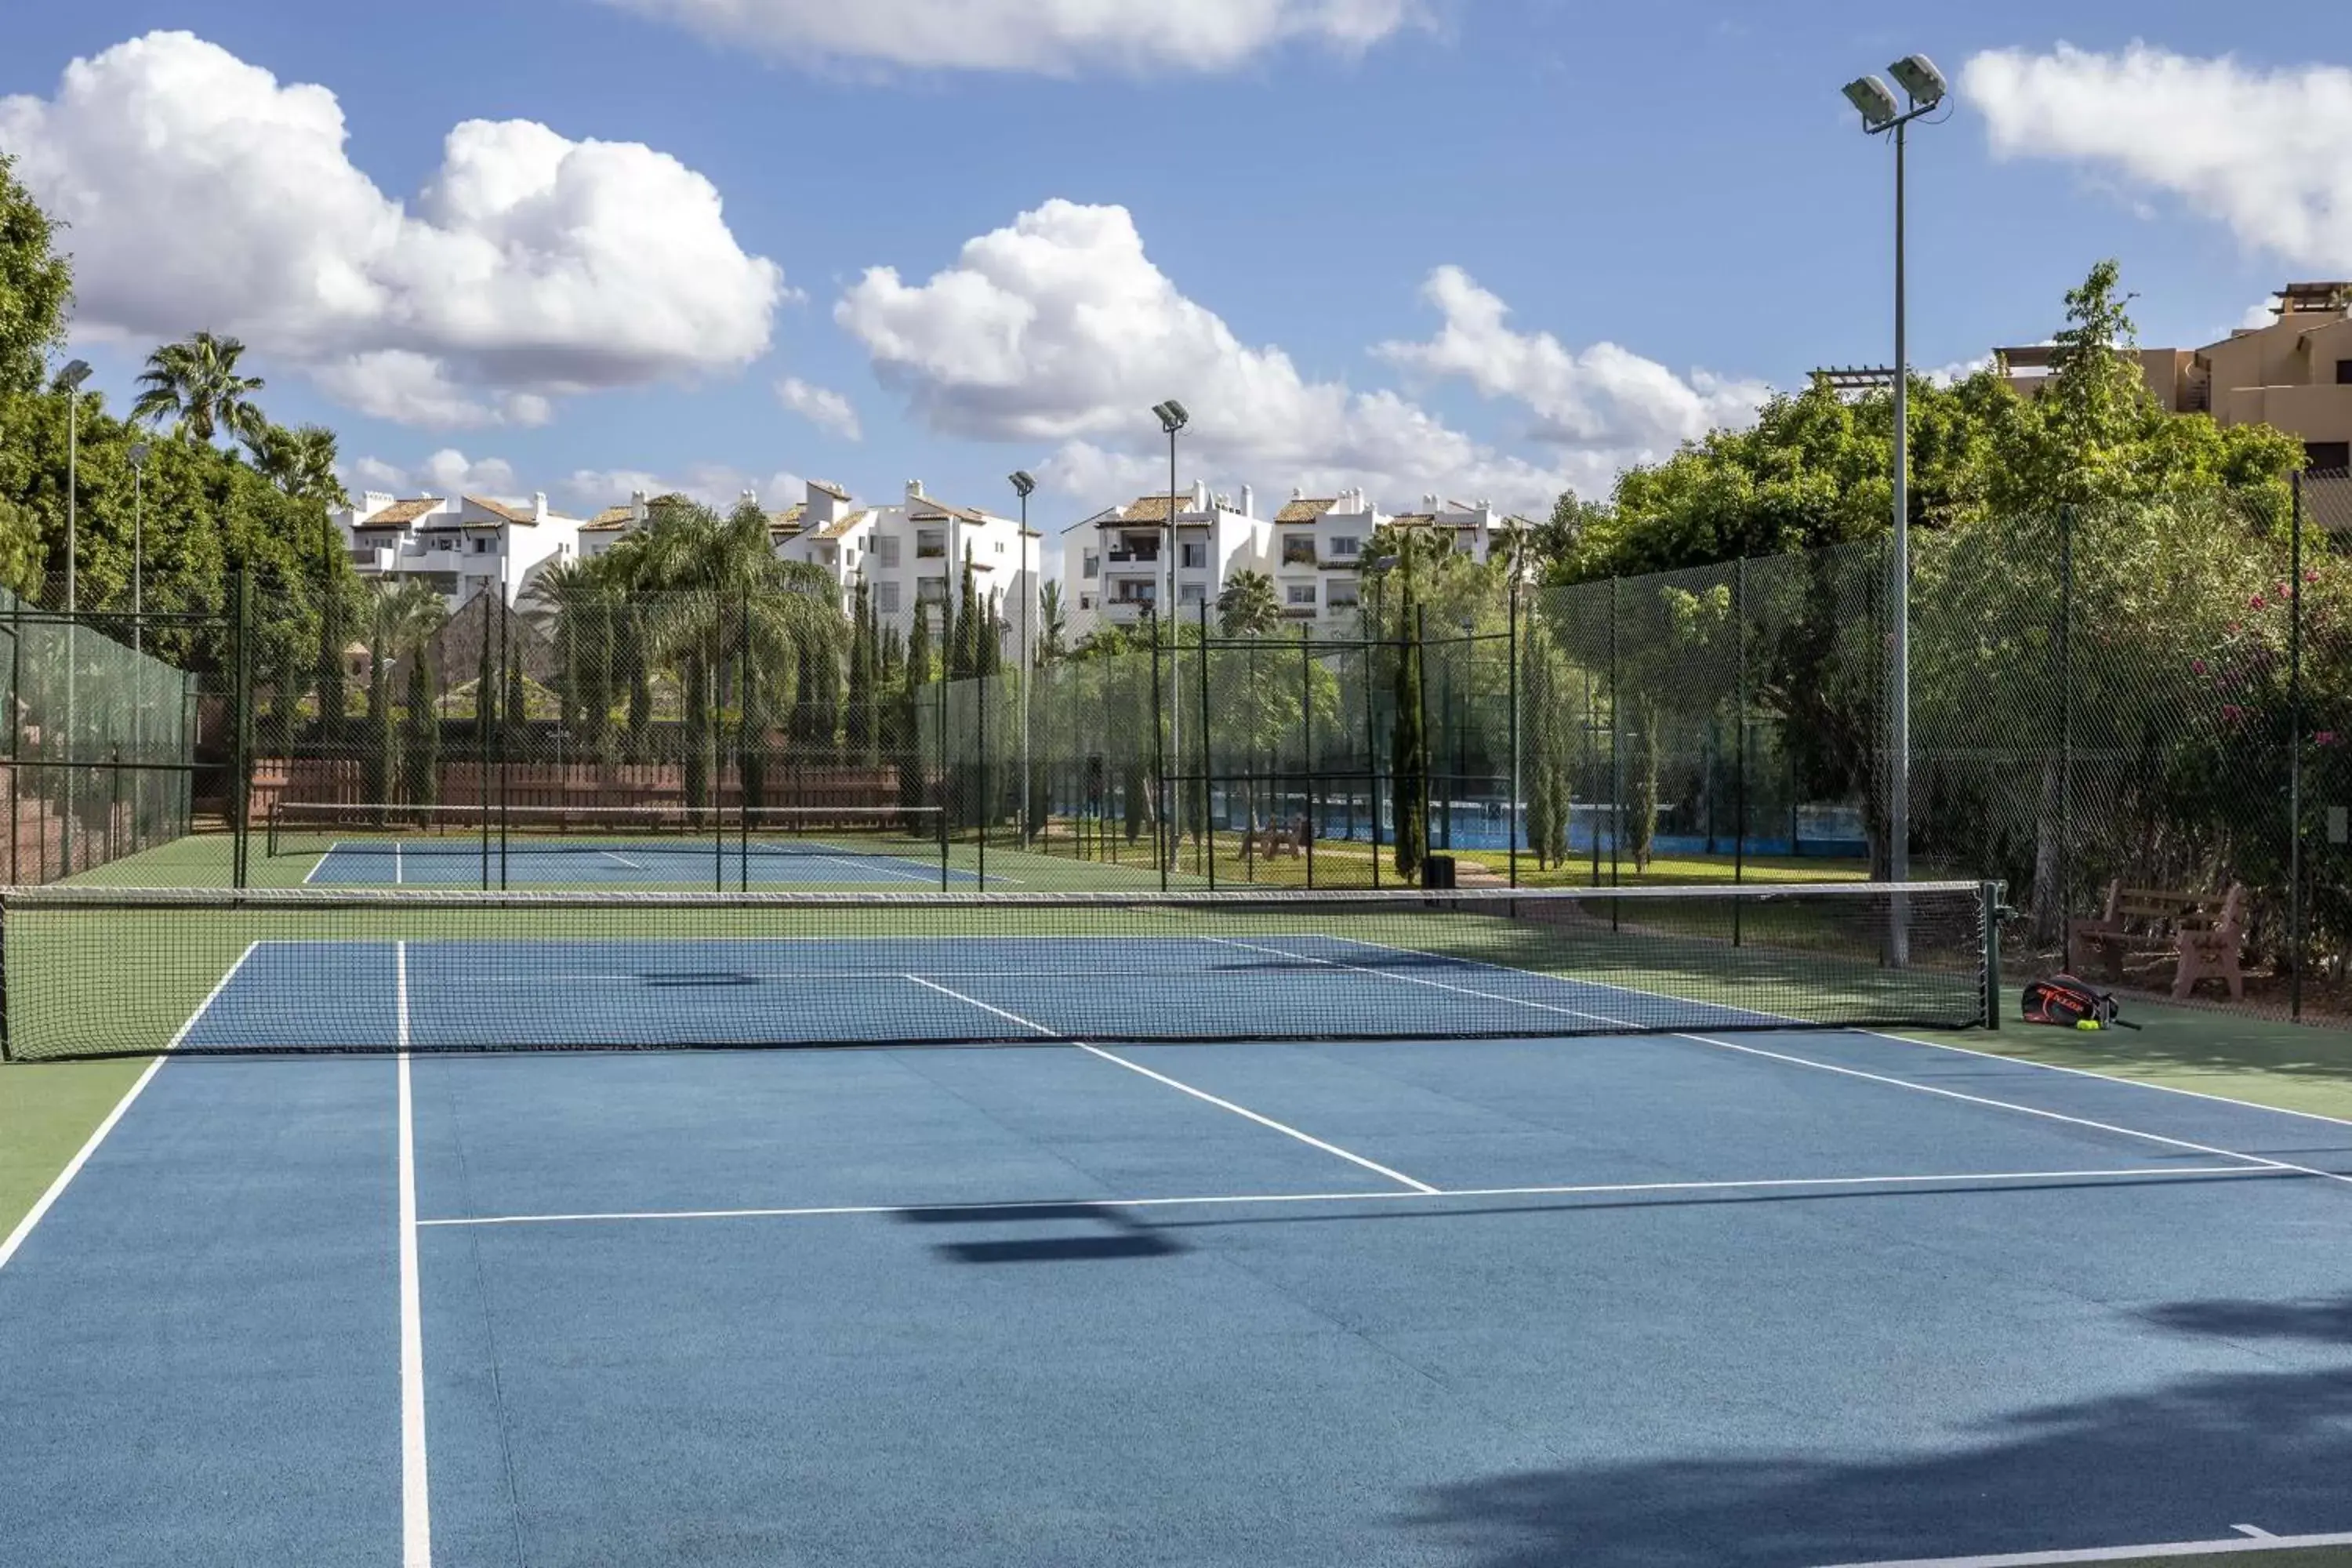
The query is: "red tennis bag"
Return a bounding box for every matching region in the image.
[2020,974,2135,1029]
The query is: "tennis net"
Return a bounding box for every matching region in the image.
[0,880,1998,1060]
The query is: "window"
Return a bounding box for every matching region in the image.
[1081,552,1100,579]
[1326,585,1360,611]
[2337,358,2352,386]
[1178,582,1207,605]
[916,530,946,559]
[1281,535,1317,566]
[917,578,947,604]
[2307,441,2351,473]
[1287,583,1317,606]
[1327,535,1361,559]
[1113,581,1156,605]
[873,535,901,568]
[1079,593,1094,612]
[875,583,902,615]
[433,538,455,553]
[1109,532,1158,563]
[1180,541,1207,570]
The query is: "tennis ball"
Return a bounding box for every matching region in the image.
[2075,1019,2101,1030]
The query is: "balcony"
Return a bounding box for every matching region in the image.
[1280,538,1318,567]
[350,546,394,573]
[1105,548,1160,564]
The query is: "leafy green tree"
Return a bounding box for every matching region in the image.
[900,604,934,811]
[1036,580,1069,664]
[1390,560,1428,880]
[131,332,270,446]
[0,151,72,397]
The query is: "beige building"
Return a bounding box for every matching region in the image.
[1997,281,2352,471]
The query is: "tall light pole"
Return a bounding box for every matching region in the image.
[1008,469,1036,845]
[1152,400,1188,870]
[1842,54,1946,938]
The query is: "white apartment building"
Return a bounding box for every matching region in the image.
[1061,481,1271,638]
[335,492,585,608]
[1267,488,1382,625]
[771,479,1040,650]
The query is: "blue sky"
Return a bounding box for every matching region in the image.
[3,1,2341,529]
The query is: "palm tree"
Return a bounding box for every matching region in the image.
[524,556,622,759]
[1216,569,1282,636]
[1036,580,1069,665]
[602,497,844,816]
[244,423,350,506]
[131,332,269,445]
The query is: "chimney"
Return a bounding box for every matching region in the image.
[1192,479,1209,512]
[532,491,548,518]
[1239,484,1254,517]
[906,478,925,500]
[630,489,648,521]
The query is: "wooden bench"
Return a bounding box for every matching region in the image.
[2068,882,2248,1001]
[1239,817,1308,860]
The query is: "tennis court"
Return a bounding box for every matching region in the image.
[2,882,2350,1566]
[300,837,985,888]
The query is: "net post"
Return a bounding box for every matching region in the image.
[1149,611,1168,891]
[1980,879,2003,1029]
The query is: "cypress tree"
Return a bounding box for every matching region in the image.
[1391,565,1428,881]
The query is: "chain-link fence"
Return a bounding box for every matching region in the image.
[0,586,205,882]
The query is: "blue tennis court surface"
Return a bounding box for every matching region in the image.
[305,838,981,886]
[173,935,1799,1050]
[5,1003,2352,1563]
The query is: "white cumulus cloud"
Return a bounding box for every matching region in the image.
[775,376,862,441]
[604,0,1424,74]
[1965,43,2352,269]
[1374,266,1769,458]
[0,31,786,426]
[559,463,807,514]
[343,450,524,500]
[837,199,1761,515]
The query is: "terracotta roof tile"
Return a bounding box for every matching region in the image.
[463,495,536,525]
[815,508,872,541]
[363,497,444,526]
[810,479,851,502]
[586,506,635,528]
[1276,497,1336,524]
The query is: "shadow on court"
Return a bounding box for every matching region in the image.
[1406,1304,2352,1566]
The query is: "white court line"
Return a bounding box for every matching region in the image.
[394,842,404,885]
[395,942,431,1568]
[0,938,258,1276]
[598,850,644,871]
[1679,1032,2352,1190]
[902,974,1438,1194]
[415,1164,2281,1229]
[1818,1525,2352,1565]
[396,945,431,1565]
[1236,935,2352,1192]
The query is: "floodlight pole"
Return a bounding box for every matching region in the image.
[1846,57,1944,962]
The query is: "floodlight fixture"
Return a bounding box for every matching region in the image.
[1842,75,1899,129]
[1008,470,1036,498]
[1153,400,1189,434]
[56,358,93,391]
[129,441,151,468]
[1888,54,1947,109]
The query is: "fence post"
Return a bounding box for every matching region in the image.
[977,664,989,891]
[2060,508,2074,946]
[1197,600,1214,890]
[2289,473,2304,1022]
[7,592,19,887]
[1149,615,1168,890]
[1733,557,1747,945]
[1366,623,1382,889]
[1301,631,1316,889]
[1507,579,1520,889]
[1608,576,1621,889]
[232,569,253,890]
